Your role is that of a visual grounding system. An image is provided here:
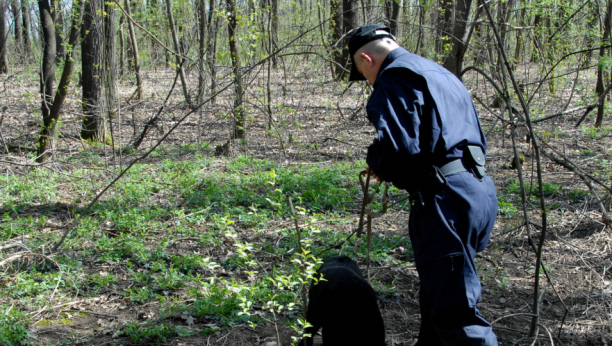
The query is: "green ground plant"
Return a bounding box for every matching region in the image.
[0,153,411,344]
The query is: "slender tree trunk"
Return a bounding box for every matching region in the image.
[0,0,8,73]
[81,0,110,143]
[270,0,278,68]
[415,0,425,56]
[37,0,56,159]
[119,14,125,76]
[384,0,400,35]
[442,0,475,76]
[37,0,83,162]
[390,0,400,36]
[595,0,612,127]
[227,0,245,139]
[52,0,64,62]
[584,0,597,66]
[104,0,117,117]
[330,0,341,76]
[339,0,357,79]
[532,14,543,62]
[197,0,207,103]
[435,0,452,57]
[124,0,143,99]
[165,0,192,107]
[10,0,22,55]
[148,0,159,67]
[514,6,525,62]
[21,0,31,58]
[207,0,218,103]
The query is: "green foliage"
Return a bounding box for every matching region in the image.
[506,177,562,198]
[1,152,411,344]
[0,309,30,345]
[124,321,177,343]
[88,272,118,290]
[581,126,612,139]
[498,199,518,216]
[568,189,589,202]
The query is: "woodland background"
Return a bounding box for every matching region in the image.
[0,0,611,344]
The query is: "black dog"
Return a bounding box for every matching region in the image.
[299,256,386,346]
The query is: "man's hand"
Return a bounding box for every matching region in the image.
[360,167,381,182]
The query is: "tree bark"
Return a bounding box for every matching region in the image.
[197,0,207,103]
[21,0,31,58]
[165,0,192,107]
[207,0,218,103]
[384,0,400,36]
[435,0,453,57]
[38,0,56,135]
[339,0,357,79]
[442,0,475,76]
[37,0,84,162]
[270,0,278,68]
[104,0,117,117]
[119,13,125,76]
[124,0,143,100]
[52,0,64,63]
[81,0,110,143]
[0,0,8,74]
[330,0,341,77]
[595,0,612,127]
[227,0,245,139]
[10,0,22,54]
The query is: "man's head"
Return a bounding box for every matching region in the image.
[349,24,399,85]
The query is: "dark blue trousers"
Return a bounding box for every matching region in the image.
[409,172,498,346]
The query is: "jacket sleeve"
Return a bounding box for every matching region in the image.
[365,73,427,190]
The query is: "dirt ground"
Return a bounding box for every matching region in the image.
[1,60,612,345]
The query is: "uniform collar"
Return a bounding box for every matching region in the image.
[373,47,409,88]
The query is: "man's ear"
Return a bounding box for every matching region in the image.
[359,52,374,67]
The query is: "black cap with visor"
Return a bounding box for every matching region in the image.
[348,24,396,81]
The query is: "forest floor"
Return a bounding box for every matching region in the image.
[0,61,611,346]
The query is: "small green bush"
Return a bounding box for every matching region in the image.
[0,310,30,345]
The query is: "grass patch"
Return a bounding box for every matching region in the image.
[0,152,410,344]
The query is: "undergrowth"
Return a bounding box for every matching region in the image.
[0,153,413,344]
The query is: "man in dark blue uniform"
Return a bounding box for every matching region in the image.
[349,24,498,345]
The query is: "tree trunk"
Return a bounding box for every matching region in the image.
[513,6,525,63]
[10,0,22,55]
[384,0,400,36]
[415,0,425,56]
[21,0,31,58]
[595,0,612,127]
[227,0,245,139]
[81,0,110,143]
[104,0,117,117]
[330,0,341,77]
[197,0,206,103]
[37,0,56,159]
[124,0,143,99]
[442,0,475,76]
[339,0,357,79]
[165,0,192,107]
[270,0,278,68]
[119,14,125,76]
[0,0,8,73]
[52,0,64,63]
[207,0,218,103]
[435,0,452,58]
[37,0,84,162]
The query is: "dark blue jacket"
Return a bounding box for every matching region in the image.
[366,48,487,190]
